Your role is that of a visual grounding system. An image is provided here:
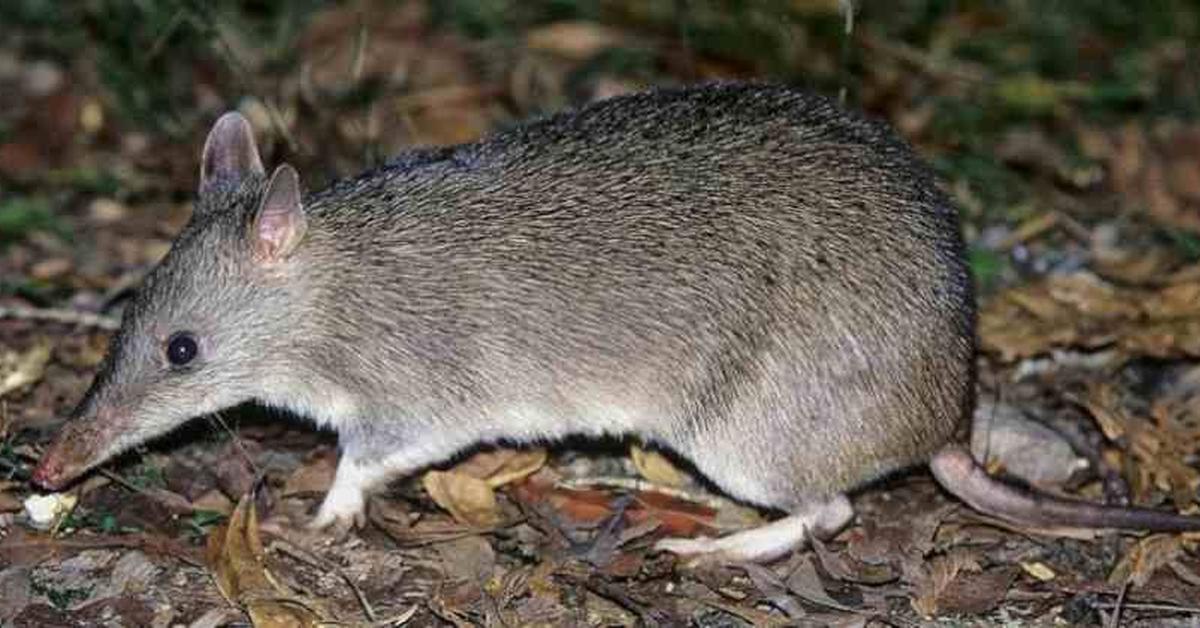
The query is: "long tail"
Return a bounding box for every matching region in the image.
[929,443,1200,532]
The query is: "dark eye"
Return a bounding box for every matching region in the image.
[166,332,199,366]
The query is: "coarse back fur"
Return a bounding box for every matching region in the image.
[290,82,976,508]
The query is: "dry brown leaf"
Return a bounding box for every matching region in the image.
[910,549,982,617]
[982,271,1200,361]
[0,340,52,399]
[1104,121,1200,233]
[452,449,547,488]
[1046,273,1139,320]
[1086,385,1200,510]
[1147,282,1200,319]
[1109,534,1186,588]
[630,445,686,487]
[281,455,336,497]
[1020,561,1057,582]
[928,567,1017,616]
[206,492,327,627]
[1084,384,1130,441]
[422,470,501,527]
[191,489,234,516]
[786,555,855,611]
[1092,244,1179,284]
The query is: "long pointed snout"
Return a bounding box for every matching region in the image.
[31,404,123,490]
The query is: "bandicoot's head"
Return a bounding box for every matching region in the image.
[33,113,310,489]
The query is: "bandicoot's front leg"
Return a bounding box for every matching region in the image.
[309,452,378,530]
[307,439,450,532]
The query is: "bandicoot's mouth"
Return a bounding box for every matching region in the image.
[30,448,87,491]
[30,418,109,491]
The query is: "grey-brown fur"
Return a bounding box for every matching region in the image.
[38,82,974,512]
[290,83,974,509]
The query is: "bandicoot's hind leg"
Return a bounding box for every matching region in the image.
[655,494,853,563]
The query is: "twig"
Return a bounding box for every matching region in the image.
[206,410,263,479]
[270,537,378,622]
[0,305,119,330]
[560,572,665,626]
[1106,580,1130,628]
[858,33,988,84]
[1096,601,1200,614]
[371,605,418,627]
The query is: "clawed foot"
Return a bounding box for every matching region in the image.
[306,486,367,536]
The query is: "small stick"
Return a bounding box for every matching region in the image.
[0,305,119,330]
[1096,601,1200,614]
[371,605,418,627]
[270,538,378,622]
[1106,580,1130,628]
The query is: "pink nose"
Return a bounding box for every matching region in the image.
[30,455,64,490]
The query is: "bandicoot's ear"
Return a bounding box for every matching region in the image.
[252,164,307,261]
[200,112,265,193]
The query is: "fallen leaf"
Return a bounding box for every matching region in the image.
[741,562,806,618]
[0,340,52,399]
[281,455,336,497]
[1020,561,1057,582]
[206,492,327,627]
[1109,534,1187,588]
[452,449,547,488]
[910,550,984,617]
[191,490,234,516]
[981,272,1200,361]
[785,555,856,611]
[630,445,686,487]
[422,470,501,527]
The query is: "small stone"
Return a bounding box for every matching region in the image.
[23,493,77,530]
[22,60,63,97]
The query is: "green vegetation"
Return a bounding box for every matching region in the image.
[126,458,167,491]
[30,575,94,610]
[186,509,227,539]
[0,196,65,244]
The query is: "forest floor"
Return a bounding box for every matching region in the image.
[2,1,1200,626]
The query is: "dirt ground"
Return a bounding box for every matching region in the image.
[2,2,1200,626]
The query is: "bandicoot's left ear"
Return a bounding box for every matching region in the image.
[252,164,307,261]
[200,111,265,193]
